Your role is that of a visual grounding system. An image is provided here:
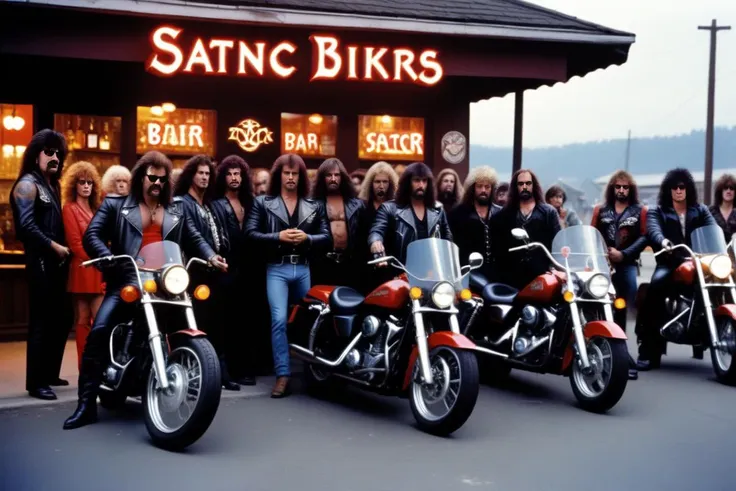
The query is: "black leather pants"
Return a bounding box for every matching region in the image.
[636,265,672,361]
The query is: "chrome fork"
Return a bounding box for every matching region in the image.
[142,293,170,391]
[412,299,434,384]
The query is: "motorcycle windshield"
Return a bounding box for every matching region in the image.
[404,238,467,290]
[691,225,727,254]
[136,240,184,270]
[551,225,610,274]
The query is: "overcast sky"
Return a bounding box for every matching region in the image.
[469,0,736,148]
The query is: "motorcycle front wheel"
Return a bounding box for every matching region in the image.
[409,346,479,436]
[569,336,629,413]
[711,317,736,385]
[143,337,222,451]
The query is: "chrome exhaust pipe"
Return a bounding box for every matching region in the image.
[289,333,363,367]
[514,335,550,357]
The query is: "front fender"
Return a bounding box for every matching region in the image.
[561,320,627,372]
[715,304,736,321]
[402,332,477,390]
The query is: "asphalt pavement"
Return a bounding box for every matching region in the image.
[1,253,733,491]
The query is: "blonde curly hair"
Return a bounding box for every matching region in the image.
[101,164,131,196]
[61,161,102,210]
[359,161,399,202]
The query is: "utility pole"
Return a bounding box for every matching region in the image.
[625,129,631,172]
[698,19,730,206]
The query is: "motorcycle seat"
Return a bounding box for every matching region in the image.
[469,272,489,292]
[329,287,365,315]
[482,283,519,304]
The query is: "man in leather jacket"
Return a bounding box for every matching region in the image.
[63,151,226,430]
[244,153,330,398]
[211,155,260,386]
[448,166,502,282]
[491,169,561,289]
[369,162,452,265]
[591,170,648,380]
[10,129,72,400]
[173,155,239,391]
[635,168,716,371]
[310,158,367,288]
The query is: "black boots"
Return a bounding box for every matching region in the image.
[64,336,103,430]
[220,357,240,391]
[63,399,98,430]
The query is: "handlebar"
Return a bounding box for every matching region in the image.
[653,242,693,258]
[509,242,567,271]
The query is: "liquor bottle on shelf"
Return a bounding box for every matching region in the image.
[86,118,98,149]
[74,116,85,150]
[99,121,110,151]
[64,118,76,150]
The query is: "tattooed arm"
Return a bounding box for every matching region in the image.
[13,179,52,252]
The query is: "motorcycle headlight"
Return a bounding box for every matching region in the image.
[161,265,190,295]
[431,282,455,309]
[709,254,732,280]
[586,273,610,299]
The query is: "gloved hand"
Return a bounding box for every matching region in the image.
[661,239,674,251]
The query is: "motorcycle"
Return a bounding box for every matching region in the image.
[81,240,222,450]
[287,238,484,436]
[635,225,736,384]
[464,225,630,413]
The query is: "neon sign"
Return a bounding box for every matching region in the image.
[284,132,318,153]
[228,118,274,152]
[146,25,443,86]
[147,122,204,148]
[365,132,423,156]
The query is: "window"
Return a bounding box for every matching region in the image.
[136,105,217,156]
[280,113,337,158]
[357,115,424,162]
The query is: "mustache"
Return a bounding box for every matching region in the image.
[47,160,59,167]
[147,185,162,194]
[376,190,385,196]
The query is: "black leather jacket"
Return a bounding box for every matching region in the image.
[244,195,331,263]
[210,197,251,273]
[321,197,367,256]
[647,203,716,267]
[174,194,229,256]
[591,203,649,265]
[83,194,216,287]
[367,201,452,264]
[448,202,502,278]
[9,172,66,273]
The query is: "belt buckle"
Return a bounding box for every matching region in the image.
[289,255,299,265]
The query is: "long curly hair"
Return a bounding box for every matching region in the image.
[129,151,173,206]
[658,167,697,208]
[101,164,131,196]
[61,161,102,210]
[268,153,310,198]
[359,161,399,202]
[713,173,736,207]
[460,166,498,208]
[312,158,355,200]
[174,154,216,203]
[436,168,463,206]
[215,155,254,210]
[16,129,67,193]
[395,162,435,208]
[506,168,544,210]
[604,170,639,207]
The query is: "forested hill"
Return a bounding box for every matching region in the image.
[469,126,736,185]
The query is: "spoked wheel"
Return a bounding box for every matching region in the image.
[711,317,736,385]
[143,338,221,451]
[570,336,629,413]
[409,347,479,436]
[302,317,345,395]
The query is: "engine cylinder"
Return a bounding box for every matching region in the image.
[362,315,381,337]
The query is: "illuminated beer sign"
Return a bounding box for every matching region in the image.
[358,115,424,161]
[136,106,216,156]
[146,25,443,86]
[281,113,337,158]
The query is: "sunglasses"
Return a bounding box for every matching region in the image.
[146,174,168,184]
[671,184,686,191]
[43,148,59,157]
[615,185,630,190]
[77,179,94,186]
[724,186,735,191]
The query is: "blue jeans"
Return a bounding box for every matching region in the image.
[612,263,638,332]
[266,263,311,377]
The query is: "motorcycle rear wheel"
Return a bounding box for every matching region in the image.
[143,337,222,451]
[570,336,628,413]
[409,346,479,436]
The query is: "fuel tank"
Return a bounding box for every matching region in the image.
[516,272,562,305]
[363,279,410,310]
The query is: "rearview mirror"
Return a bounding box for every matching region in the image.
[468,252,484,269]
[511,228,529,242]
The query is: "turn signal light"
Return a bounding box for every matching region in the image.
[409,287,423,300]
[194,284,210,301]
[143,279,158,293]
[459,289,472,301]
[614,298,626,310]
[120,285,141,303]
[562,290,575,303]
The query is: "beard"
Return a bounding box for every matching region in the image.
[412,189,425,200]
[519,190,532,201]
[147,184,162,196]
[475,194,490,206]
[615,193,628,203]
[228,181,241,189]
[375,189,386,198]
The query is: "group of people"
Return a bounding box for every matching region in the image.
[9,128,736,430]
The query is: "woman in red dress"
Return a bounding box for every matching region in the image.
[61,161,105,369]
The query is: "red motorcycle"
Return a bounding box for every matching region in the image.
[287,238,485,436]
